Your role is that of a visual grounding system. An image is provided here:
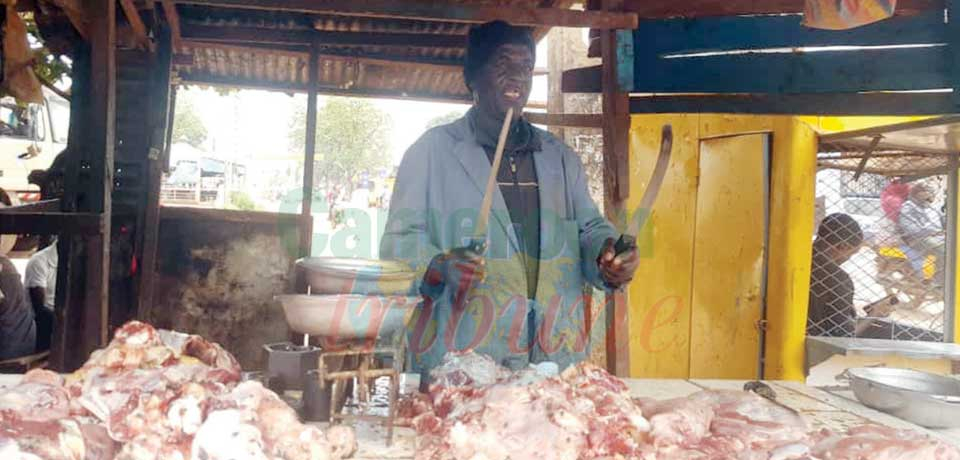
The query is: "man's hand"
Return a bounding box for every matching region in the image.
[598,237,639,289]
[423,246,486,291]
[863,296,897,318]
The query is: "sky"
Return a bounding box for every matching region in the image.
[181,40,550,167]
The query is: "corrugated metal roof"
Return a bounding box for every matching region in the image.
[173,1,557,101]
[176,42,472,102]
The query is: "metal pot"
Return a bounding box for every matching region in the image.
[296,257,416,296]
[847,367,960,428]
[277,294,420,340]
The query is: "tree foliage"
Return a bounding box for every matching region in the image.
[171,97,209,148]
[289,97,393,187]
[0,13,73,102]
[24,15,71,86]
[424,110,465,130]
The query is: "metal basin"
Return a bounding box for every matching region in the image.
[847,367,960,428]
[296,257,416,296]
[277,294,420,340]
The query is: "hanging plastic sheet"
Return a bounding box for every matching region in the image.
[803,0,897,30]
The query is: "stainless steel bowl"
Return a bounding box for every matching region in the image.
[295,257,416,296]
[277,294,420,339]
[847,367,960,428]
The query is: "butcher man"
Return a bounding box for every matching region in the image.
[380,21,639,380]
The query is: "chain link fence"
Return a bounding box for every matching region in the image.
[812,152,953,342]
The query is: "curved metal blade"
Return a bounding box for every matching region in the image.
[626,124,673,237]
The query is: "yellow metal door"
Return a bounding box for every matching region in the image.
[689,134,770,379]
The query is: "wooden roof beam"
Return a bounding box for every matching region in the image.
[619,0,941,18]
[175,0,637,29]
[178,71,474,103]
[50,0,88,39]
[119,0,152,49]
[181,24,466,48]
[161,0,183,48]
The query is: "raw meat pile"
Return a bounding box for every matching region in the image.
[401,351,960,460]
[0,321,357,460]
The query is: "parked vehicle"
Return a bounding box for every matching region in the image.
[0,88,69,202]
[161,143,247,207]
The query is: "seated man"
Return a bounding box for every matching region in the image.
[898,183,945,278]
[0,254,36,360]
[808,214,893,337]
[24,239,57,352]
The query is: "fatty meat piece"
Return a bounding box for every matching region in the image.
[209,381,356,460]
[409,352,951,460]
[73,322,241,383]
[0,418,87,460]
[414,359,651,460]
[811,425,960,460]
[428,351,508,387]
[0,369,71,423]
[0,436,43,460]
[0,321,352,460]
[191,410,269,460]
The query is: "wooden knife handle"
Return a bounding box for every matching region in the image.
[613,234,637,256]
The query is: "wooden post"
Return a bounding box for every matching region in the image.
[137,26,174,319]
[50,39,89,371]
[300,47,319,258]
[546,29,565,139]
[52,0,116,371]
[601,0,631,377]
[88,0,116,348]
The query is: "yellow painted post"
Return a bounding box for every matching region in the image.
[764,118,818,380]
[955,167,960,345]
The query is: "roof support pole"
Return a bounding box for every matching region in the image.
[945,154,958,344]
[52,0,116,371]
[601,0,631,377]
[300,46,319,259]
[137,26,174,321]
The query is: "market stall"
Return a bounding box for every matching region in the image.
[2,0,960,459]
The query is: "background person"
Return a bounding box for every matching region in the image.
[898,183,945,279]
[808,213,893,337]
[0,254,35,360]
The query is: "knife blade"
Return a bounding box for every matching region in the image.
[468,107,514,255]
[613,124,673,256]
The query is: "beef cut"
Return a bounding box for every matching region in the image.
[0,321,356,460]
[405,351,960,460]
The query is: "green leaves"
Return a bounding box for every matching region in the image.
[171,97,209,148]
[289,97,393,187]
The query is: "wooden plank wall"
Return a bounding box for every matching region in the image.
[631,10,948,94]
[110,47,159,330]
